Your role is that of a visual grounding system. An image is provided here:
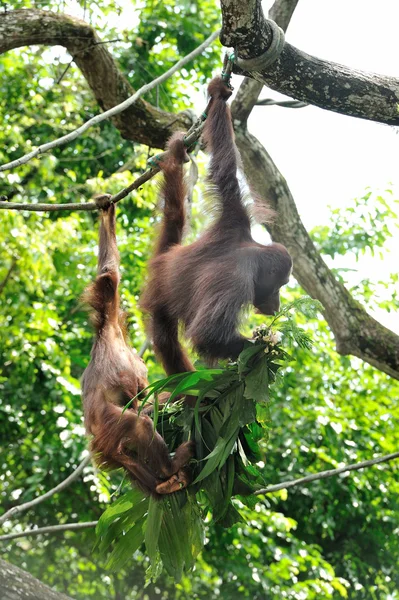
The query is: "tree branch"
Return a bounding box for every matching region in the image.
[255,450,399,496]
[230,1,399,380]
[230,0,296,124]
[0,95,207,212]
[0,15,218,172]
[1,451,397,542]
[0,167,159,212]
[220,0,399,125]
[0,558,73,600]
[0,456,91,526]
[268,0,300,31]
[1,9,193,150]
[0,521,97,542]
[255,98,307,108]
[233,123,399,379]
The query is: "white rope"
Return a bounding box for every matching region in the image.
[235,20,285,70]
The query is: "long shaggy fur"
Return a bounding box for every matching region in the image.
[141,77,293,374]
[82,204,193,496]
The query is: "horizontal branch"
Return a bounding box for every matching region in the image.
[0,200,96,212]
[0,456,91,526]
[0,168,158,212]
[255,450,399,496]
[0,521,97,542]
[0,24,218,172]
[220,0,399,125]
[1,451,397,542]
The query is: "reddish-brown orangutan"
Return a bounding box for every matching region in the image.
[81,199,193,495]
[141,76,292,373]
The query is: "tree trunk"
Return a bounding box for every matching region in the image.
[0,559,73,600]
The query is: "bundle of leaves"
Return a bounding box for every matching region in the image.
[95,297,320,580]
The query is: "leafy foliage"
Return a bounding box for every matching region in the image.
[96,299,321,579]
[311,189,399,259]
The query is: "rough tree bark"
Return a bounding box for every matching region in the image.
[0,558,73,600]
[220,0,399,125]
[234,123,399,378]
[0,9,193,148]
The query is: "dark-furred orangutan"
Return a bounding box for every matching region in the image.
[141,76,292,375]
[81,199,193,496]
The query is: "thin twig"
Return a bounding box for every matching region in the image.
[0,168,157,212]
[0,113,207,212]
[0,521,98,541]
[0,200,96,212]
[56,39,123,85]
[0,30,220,172]
[1,451,397,542]
[255,450,399,496]
[0,258,18,295]
[0,455,91,526]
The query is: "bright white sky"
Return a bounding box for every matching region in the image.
[244,0,399,334]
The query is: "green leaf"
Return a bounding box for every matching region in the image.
[237,398,257,426]
[237,344,264,376]
[158,498,186,580]
[145,495,164,573]
[167,369,222,403]
[209,406,224,435]
[193,436,228,483]
[218,427,240,469]
[94,512,137,555]
[105,518,146,571]
[96,489,147,537]
[218,455,235,519]
[244,355,270,403]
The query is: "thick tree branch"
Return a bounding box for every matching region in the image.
[232,121,399,379]
[2,451,397,542]
[255,450,399,496]
[230,0,399,380]
[0,10,218,171]
[0,9,214,158]
[0,558,73,600]
[231,0,296,124]
[220,0,399,125]
[268,0,299,31]
[0,9,193,147]
[0,456,91,526]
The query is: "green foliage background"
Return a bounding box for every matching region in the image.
[1,1,399,599]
